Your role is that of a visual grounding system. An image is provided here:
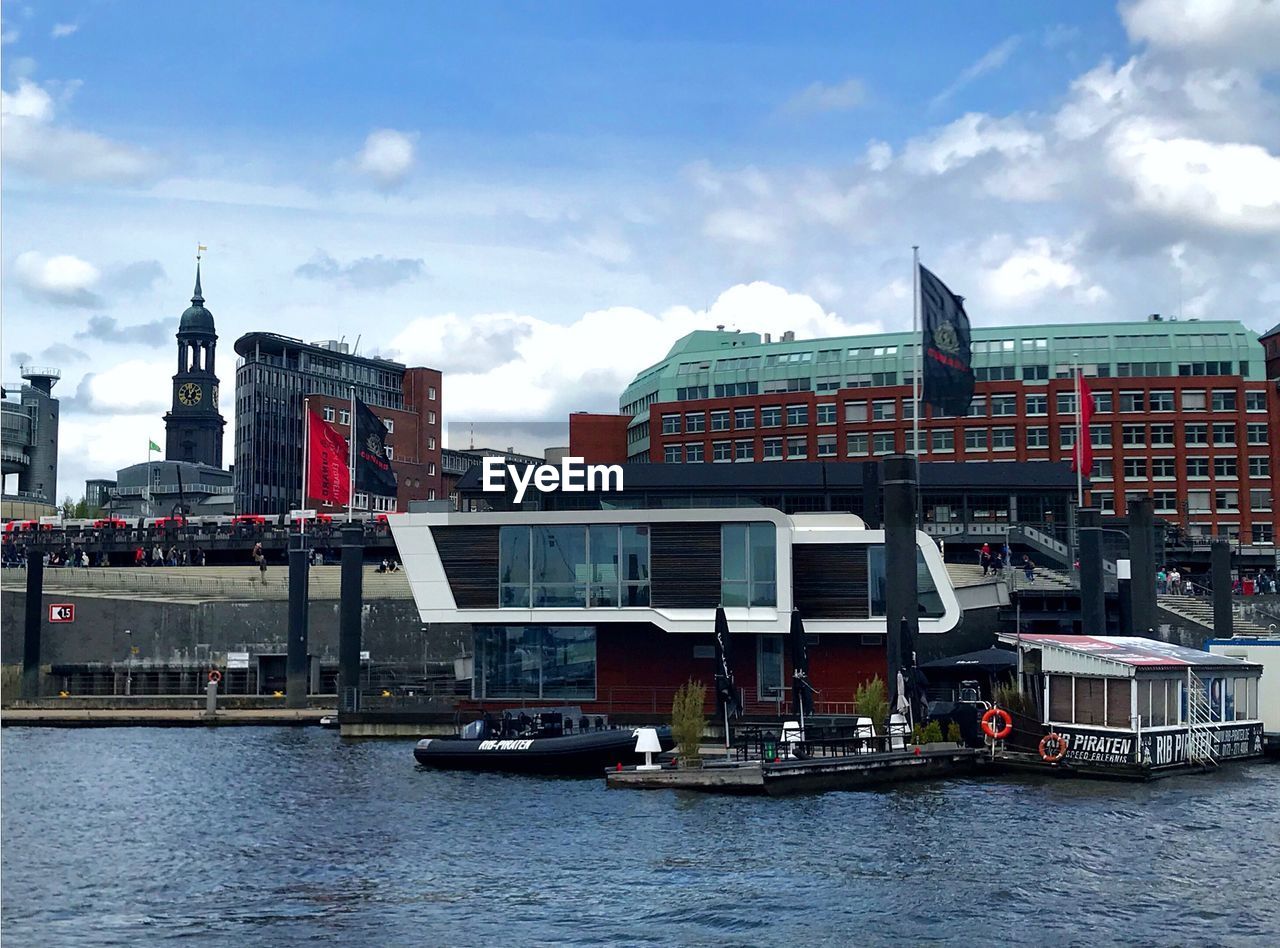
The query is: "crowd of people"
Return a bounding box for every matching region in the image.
[977,541,1037,582]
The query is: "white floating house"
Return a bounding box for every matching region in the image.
[997,633,1264,773]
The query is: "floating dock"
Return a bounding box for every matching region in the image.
[1,707,332,728]
[607,745,983,795]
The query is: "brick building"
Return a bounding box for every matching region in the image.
[233,333,442,514]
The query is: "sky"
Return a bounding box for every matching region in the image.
[3,0,1279,499]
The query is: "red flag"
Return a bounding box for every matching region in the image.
[1071,371,1094,475]
[307,411,351,506]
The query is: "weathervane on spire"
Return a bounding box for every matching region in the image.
[197,243,207,262]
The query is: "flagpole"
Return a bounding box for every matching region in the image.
[912,246,921,461]
[348,385,356,522]
[301,397,309,539]
[1074,352,1084,508]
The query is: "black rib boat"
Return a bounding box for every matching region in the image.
[414,708,674,776]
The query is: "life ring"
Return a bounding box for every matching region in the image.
[980,707,1013,740]
[1039,732,1068,763]
[208,669,222,684]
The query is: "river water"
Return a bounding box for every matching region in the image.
[3,727,1278,946]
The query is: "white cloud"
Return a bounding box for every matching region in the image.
[69,359,172,415]
[930,35,1023,108]
[703,208,781,246]
[1121,0,1280,67]
[980,237,1108,308]
[354,128,416,188]
[864,140,893,172]
[783,78,867,114]
[1,77,160,183]
[50,22,78,39]
[901,113,1044,175]
[12,250,101,306]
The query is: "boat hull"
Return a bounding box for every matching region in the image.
[414,728,673,776]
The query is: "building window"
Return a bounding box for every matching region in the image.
[1026,394,1048,416]
[1119,391,1145,413]
[1186,457,1210,479]
[322,406,335,422]
[734,408,755,430]
[991,395,1016,416]
[1153,490,1177,513]
[662,414,680,435]
[1188,491,1211,514]
[873,432,895,455]
[710,410,730,432]
[1121,424,1144,447]
[721,523,777,607]
[992,427,1016,450]
[1181,390,1207,411]
[685,442,705,463]
[964,428,988,452]
[1185,423,1208,446]
[427,463,437,475]
[967,397,987,418]
[383,418,394,433]
[1215,490,1239,512]
[427,411,437,424]
[1059,425,1076,449]
[1056,393,1077,415]
[1026,427,1048,449]
[1213,423,1236,446]
[384,446,394,461]
[761,406,782,428]
[816,434,836,457]
[1150,424,1174,447]
[339,409,351,425]
[815,375,842,393]
[1149,390,1175,412]
[498,524,650,609]
[1094,458,1113,479]
[1092,391,1113,413]
[816,403,836,426]
[1253,523,1275,545]
[846,433,869,457]
[762,437,783,460]
[428,437,436,450]
[1247,423,1268,445]
[734,439,754,462]
[786,405,809,426]
[903,431,925,453]
[663,444,681,463]
[1212,390,1237,412]
[475,626,597,700]
[931,428,954,452]
[1095,492,1115,514]
[1214,457,1237,478]
[1151,457,1176,479]
[872,399,896,421]
[1245,391,1266,412]
[428,386,437,400]
[1250,489,1273,511]
[686,412,706,433]
[712,440,732,462]
[1023,364,1049,381]
[844,401,868,423]
[1091,424,1113,447]
[786,436,808,459]
[1249,456,1270,478]
[1123,458,1148,479]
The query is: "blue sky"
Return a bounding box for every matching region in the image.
[3,0,1279,495]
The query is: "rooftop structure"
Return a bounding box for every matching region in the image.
[2,365,61,510]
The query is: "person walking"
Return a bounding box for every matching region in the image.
[980,542,991,576]
[252,542,267,580]
[1022,554,1035,582]
[134,545,145,567]
[151,544,164,567]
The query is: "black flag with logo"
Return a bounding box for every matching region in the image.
[919,265,975,417]
[353,396,398,497]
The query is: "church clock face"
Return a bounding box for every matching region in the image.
[177,382,203,406]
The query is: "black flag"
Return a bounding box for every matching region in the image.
[919,265,975,417]
[789,609,815,718]
[713,607,740,720]
[353,396,398,497]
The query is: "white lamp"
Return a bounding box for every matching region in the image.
[634,727,663,771]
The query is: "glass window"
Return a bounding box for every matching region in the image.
[1149,390,1175,411]
[1094,458,1113,479]
[873,432,895,454]
[1186,457,1209,478]
[1181,390,1206,411]
[1150,424,1174,446]
[475,625,596,700]
[712,440,732,462]
[816,403,836,425]
[1119,391,1144,413]
[846,432,868,456]
[1151,457,1176,479]
[685,442,704,463]
[786,405,808,426]
[1026,426,1049,448]
[1216,490,1239,512]
[1250,456,1270,477]
[1185,423,1208,445]
[685,412,705,433]
[734,407,755,429]
[721,523,777,607]
[845,401,868,423]
[816,433,837,457]
[758,636,785,703]
[761,406,782,427]
[662,414,680,435]
[710,410,730,431]
[1123,458,1148,479]
[1056,392,1077,414]
[1095,491,1114,514]
[322,406,335,422]
[1121,424,1144,447]
[867,547,945,618]
[1249,489,1272,511]
[967,397,987,418]
[735,439,754,462]
[786,435,808,459]
[619,526,651,606]
[1213,423,1236,446]
[1188,490,1210,513]
[1211,390,1236,411]
[531,525,587,607]
[499,526,532,607]
[991,395,1017,416]
[1247,423,1268,445]
[872,399,896,421]
[663,444,681,464]
[1026,394,1048,415]
[762,437,783,460]
[1093,424,1114,447]
[1245,391,1266,412]
[992,427,1016,450]
[965,428,988,451]
[1214,457,1237,478]
[931,428,954,452]
[1153,491,1177,513]
[1092,391,1113,413]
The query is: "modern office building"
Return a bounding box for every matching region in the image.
[390,507,959,716]
[108,460,234,518]
[163,262,226,467]
[1,365,60,514]
[607,317,1278,548]
[233,333,442,514]
[84,479,117,512]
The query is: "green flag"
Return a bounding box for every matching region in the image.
[149,440,161,453]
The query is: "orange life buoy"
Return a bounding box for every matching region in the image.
[208,669,222,684]
[1039,732,1068,763]
[980,707,1013,740]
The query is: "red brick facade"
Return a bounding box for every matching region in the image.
[568,412,630,465]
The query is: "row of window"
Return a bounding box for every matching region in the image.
[1090,489,1272,515]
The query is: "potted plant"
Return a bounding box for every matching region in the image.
[670,679,707,768]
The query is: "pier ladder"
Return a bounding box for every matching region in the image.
[1185,672,1218,767]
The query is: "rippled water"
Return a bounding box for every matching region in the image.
[3,728,1279,946]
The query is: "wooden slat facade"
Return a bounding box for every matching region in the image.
[650,522,722,608]
[431,525,501,608]
[793,543,870,619]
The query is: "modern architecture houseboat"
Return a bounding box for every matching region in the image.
[389,509,960,717]
[997,633,1264,777]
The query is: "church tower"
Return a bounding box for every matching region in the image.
[163,259,226,466]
